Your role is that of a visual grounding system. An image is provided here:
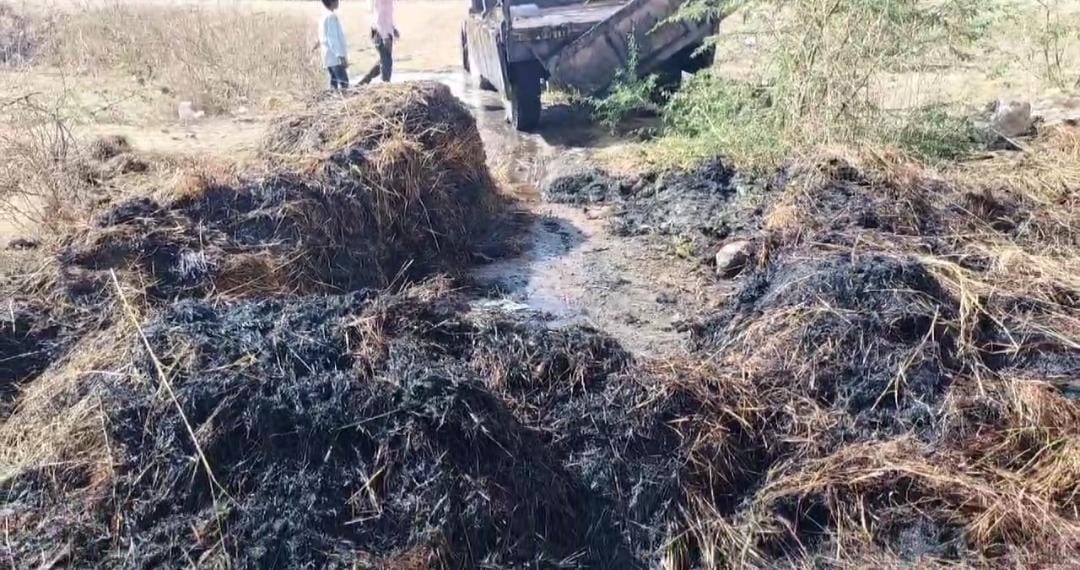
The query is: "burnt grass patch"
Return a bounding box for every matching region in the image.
[3,78,1079,567]
[3,286,705,568]
[676,249,1079,563]
[674,253,970,559]
[542,159,773,256]
[695,254,961,437]
[0,302,64,411]
[534,151,1079,563]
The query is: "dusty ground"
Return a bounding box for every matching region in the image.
[5,0,1078,161]
[38,0,465,72]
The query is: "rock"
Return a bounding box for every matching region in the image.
[7,238,39,250]
[655,292,677,304]
[178,101,195,122]
[1032,96,1080,128]
[715,239,753,278]
[177,101,205,125]
[988,99,1033,139]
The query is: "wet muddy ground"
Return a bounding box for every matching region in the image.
[397,71,727,356]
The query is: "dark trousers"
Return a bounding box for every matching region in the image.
[360,33,393,85]
[327,64,349,90]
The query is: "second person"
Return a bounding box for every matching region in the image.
[359,0,398,84]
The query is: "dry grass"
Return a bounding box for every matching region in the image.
[6,82,498,302]
[0,82,505,565]
[947,125,1080,208]
[0,94,88,233]
[711,0,1080,108]
[0,90,221,246]
[0,315,134,479]
[44,2,319,114]
[0,1,45,66]
[666,347,1079,561]
[761,130,1078,373]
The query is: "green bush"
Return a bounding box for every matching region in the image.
[657,0,998,168]
[588,72,659,131]
[586,35,661,131]
[663,73,785,167]
[889,106,978,162]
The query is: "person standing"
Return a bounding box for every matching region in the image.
[317,0,349,90]
[359,0,398,84]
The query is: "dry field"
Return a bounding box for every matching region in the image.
[0,0,466,243]
[1,0,464,158]
[713,0,1080,112]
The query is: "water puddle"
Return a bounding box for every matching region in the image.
[394,71,692,355]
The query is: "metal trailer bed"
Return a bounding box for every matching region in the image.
[462,0,716,131]
[510,2,625,30]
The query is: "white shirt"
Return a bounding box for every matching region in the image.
[319,10,348,68]
[371,0,395,41]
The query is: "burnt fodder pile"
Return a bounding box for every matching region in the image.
[57,82,498,300]
[697,254,960,436]
[1,83,567,568]
[671,132,1080,566]
[758,143,1080,388]
[542,158,776,260]
[761,153,1079,252]
[2,282,717,567]
[683,253,1077,564]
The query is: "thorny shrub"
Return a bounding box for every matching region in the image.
[0,95,86,231]
[661,0,999,167]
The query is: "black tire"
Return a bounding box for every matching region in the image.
[507,60,542,132]
[656,42,715,91]
[682,42,715,74]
